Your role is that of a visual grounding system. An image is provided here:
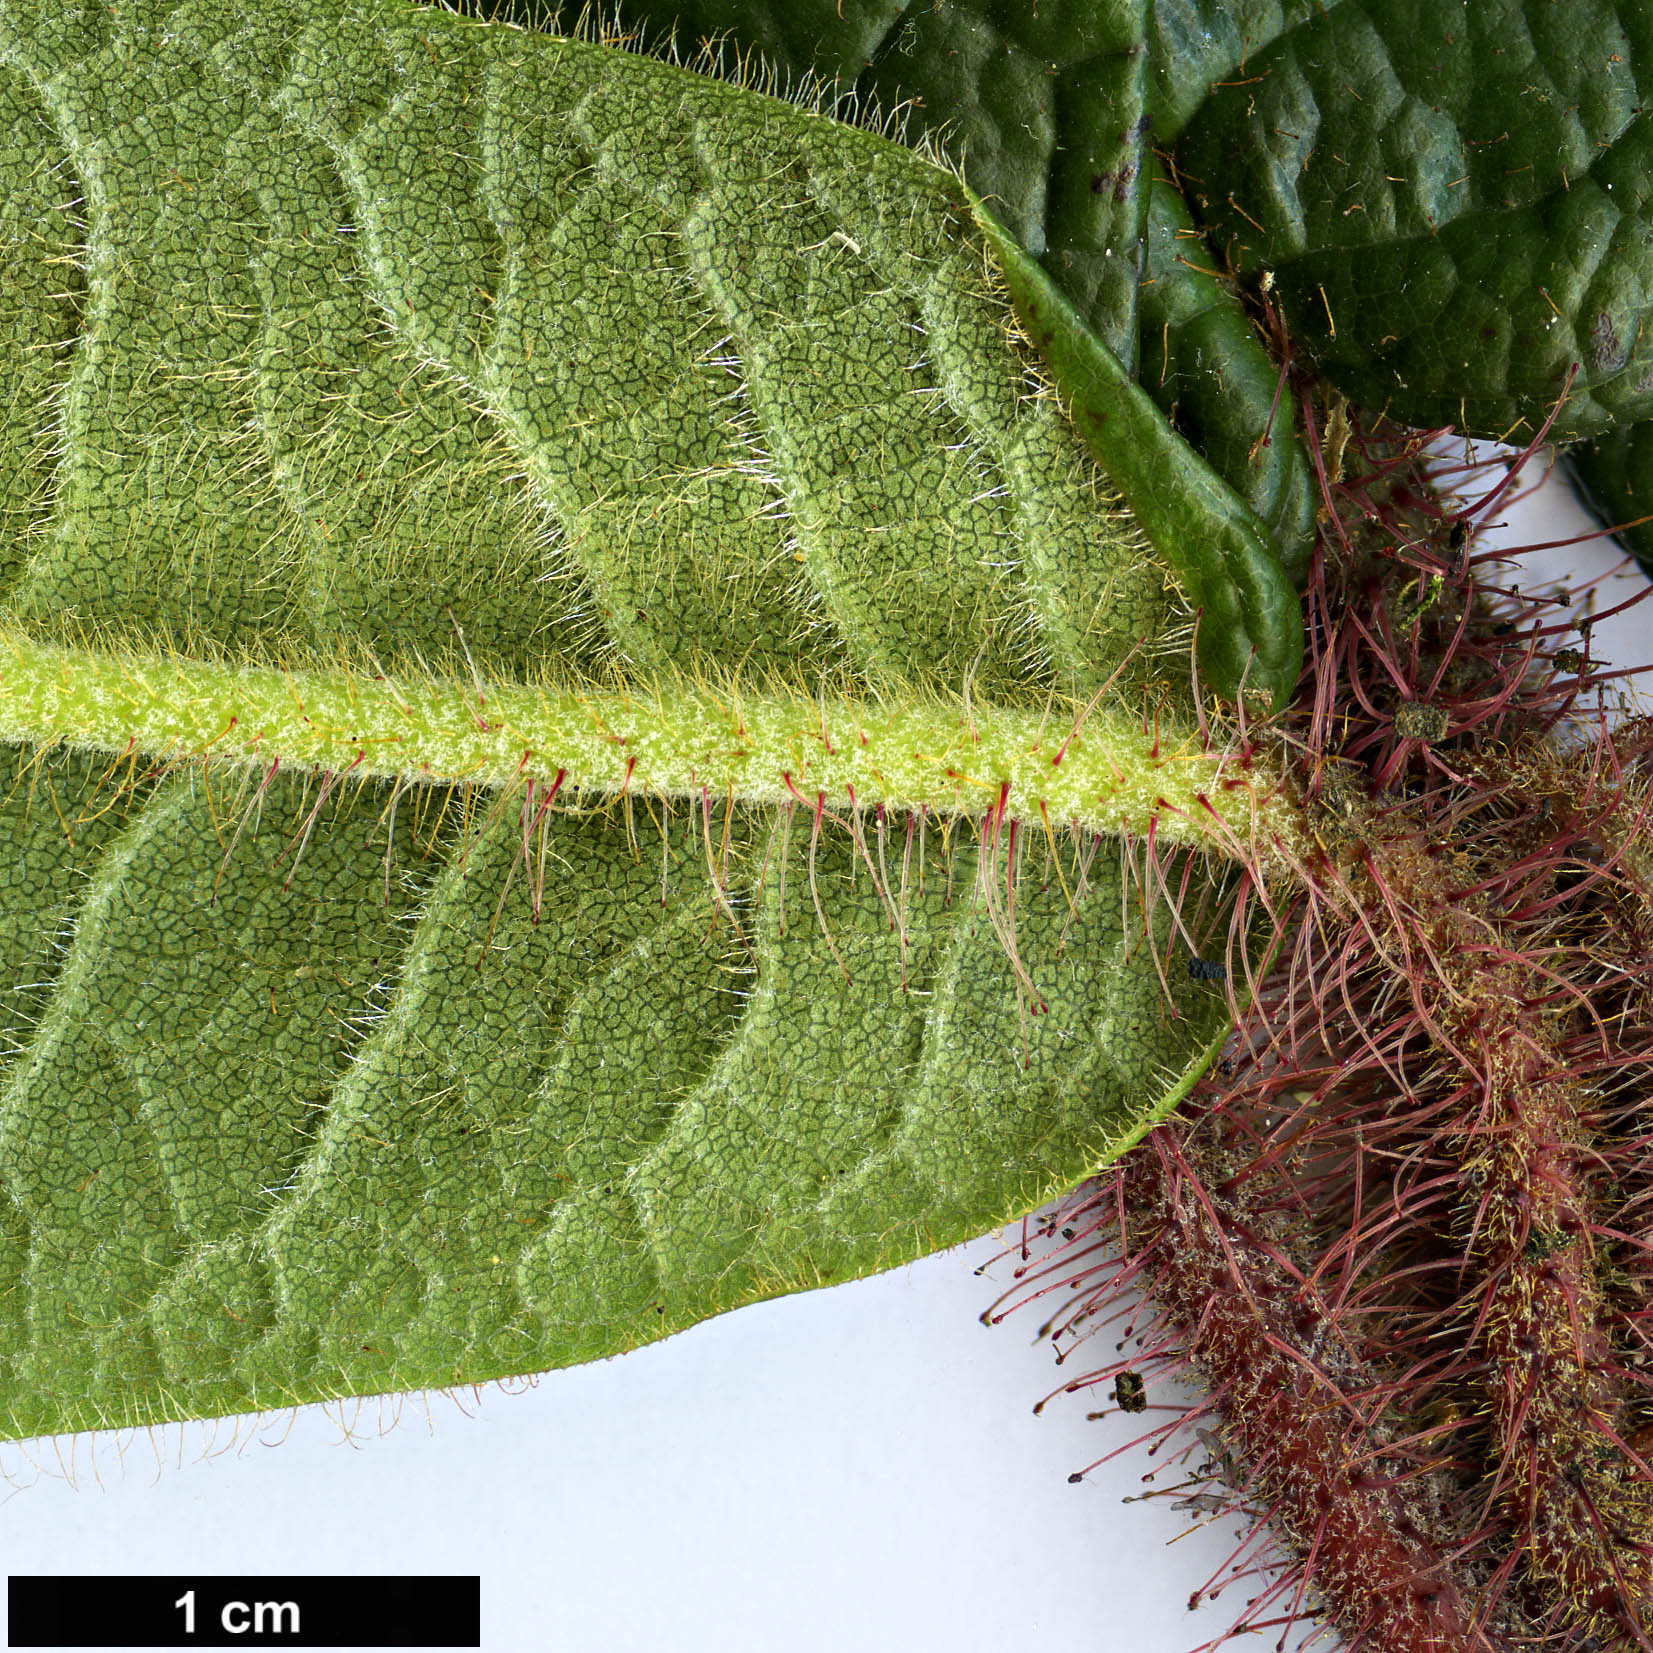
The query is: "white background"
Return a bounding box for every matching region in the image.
[2,450,1647,1653]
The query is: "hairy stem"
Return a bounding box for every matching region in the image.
[1356,812,1653,1643]
[1120,1125,1491,1653]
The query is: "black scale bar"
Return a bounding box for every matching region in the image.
[8,1577,480,1648]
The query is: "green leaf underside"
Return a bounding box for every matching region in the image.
[1180,0,1653,442]
[479,0,1159,363]
[0,1,1250,1440]
[976,220,1303,708]
[552,0,1322,589]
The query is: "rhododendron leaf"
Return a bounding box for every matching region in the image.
[1137,156,1316,583]
[1179,0,1653,442]
[0,0,1276,1442]
[486,0,1157,362]
[547,0,1318,572]
[1567,424,1653,582]
[1146,1,1329,143]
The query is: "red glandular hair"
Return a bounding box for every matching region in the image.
[992,406,1653,1653]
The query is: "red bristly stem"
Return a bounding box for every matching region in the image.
[1119,1122,1492,1653]
[1008,401,1653,1653]
[1346,812,1653,1645]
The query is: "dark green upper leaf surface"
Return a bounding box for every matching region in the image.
[1565,424,1653,578]
[1179,0,1653,441]
[1141,0,1328,572]
[1146,0,1329,139]
[1138,155,1316,581]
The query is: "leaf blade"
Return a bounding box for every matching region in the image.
[1179,0,1653,441]
[0,0,1263,1443]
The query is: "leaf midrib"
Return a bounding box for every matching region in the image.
[0,628,1299,858]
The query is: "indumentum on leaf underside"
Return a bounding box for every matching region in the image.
[0,0,1304,1447]
[7,2,1653,1650]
